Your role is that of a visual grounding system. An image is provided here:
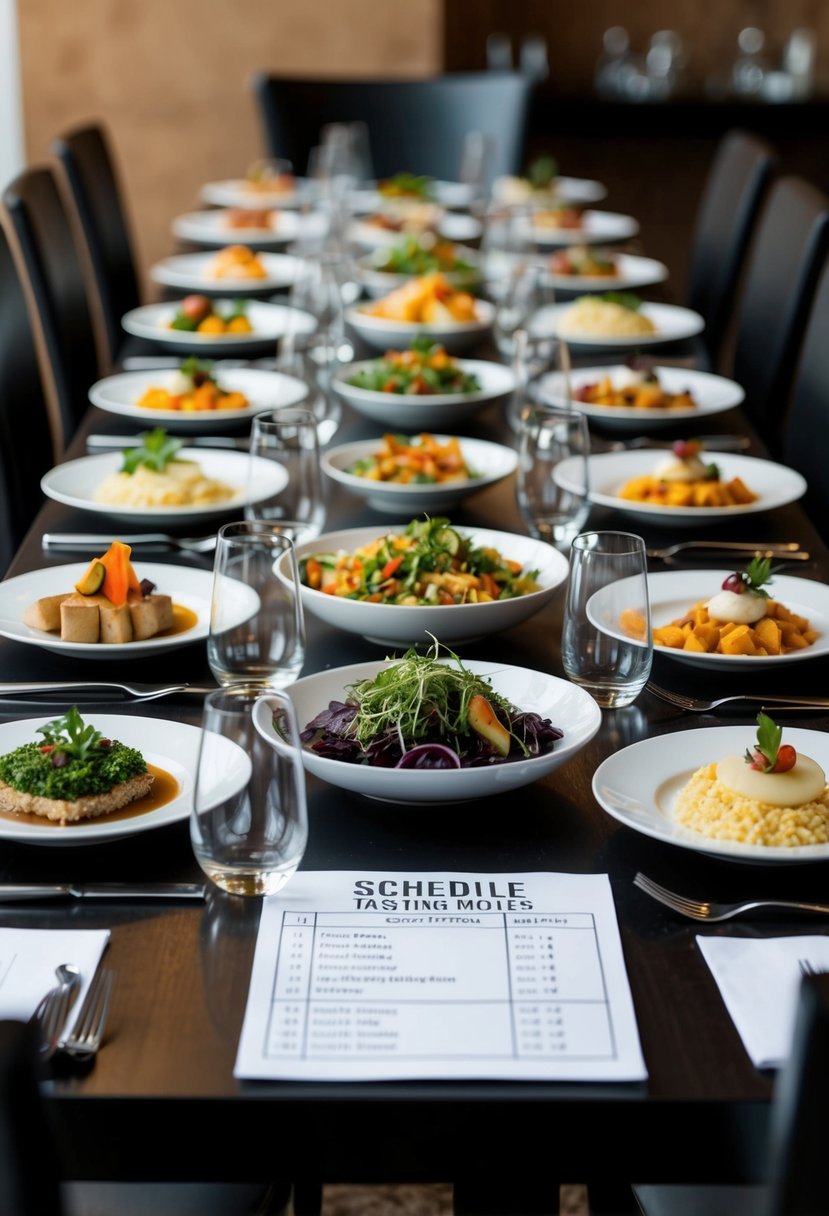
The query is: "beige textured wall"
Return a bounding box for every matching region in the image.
[18,0,443,286]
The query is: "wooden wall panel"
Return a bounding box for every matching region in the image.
[17,0,443,282]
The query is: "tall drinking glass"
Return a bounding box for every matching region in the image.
[246,408,325,543]
[561,531,652,708]
[207,521,306,690]
[516,402,591,551]
[191,687,308,896]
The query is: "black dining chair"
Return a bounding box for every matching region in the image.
[250,72,533,185]
[51,122,143,367]
[0,215,58,577]
[727,174,829,452]
[781,257,829,534]
[2,162,109,454]
[632,970,829,1216]
[685,128,777,370]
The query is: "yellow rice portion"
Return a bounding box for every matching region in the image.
[674,762,829,847]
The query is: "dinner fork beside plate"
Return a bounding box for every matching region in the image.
[646,540,810,564]
[634,872,829,922]
[43,532,218,555]
[645,681,829,714]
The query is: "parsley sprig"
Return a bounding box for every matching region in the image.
[121,428,183,475]
[744,712,782,772]
[37,707,104,761]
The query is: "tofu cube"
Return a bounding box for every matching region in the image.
[99,600,134,644]
[129,594,173,640]
[22,594,68,633]
[59,594,101,643]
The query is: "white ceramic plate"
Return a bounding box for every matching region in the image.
[542,254,669,296]
[0,714,248,847]
[88,368,308,432]
[537,365,745,433]
[492,175,608,207]
[171,209,328,249]
[280,525,569,647]
[356,246,483,297]
[593,727,829,863]
[121,301,316,353]
[554,450,807,528]
[348,212,483,250]
[199,178,309,209]
[331,357,514,428]
[41,448,287,526]
[531,302,705,349]
[645,570,829,670]
[345,299,495,355]
[350,180,476,213]
[278,659,601,804]
[518,209,639,247]
[321,435,519,514]
[149,251,306,294]
[0,562,213,660]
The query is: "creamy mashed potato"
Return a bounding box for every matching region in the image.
[558,297,657,338]
[94,460,236,508]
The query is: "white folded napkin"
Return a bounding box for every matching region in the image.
[697,934,829,1070]
[0,926,110,1040]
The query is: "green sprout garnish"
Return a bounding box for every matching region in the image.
[121,428,183,475]
[744,712,782,772]
[527,155,558,188]
[37,706,104,762]
[601,291,643,312]
[742,557,776,598]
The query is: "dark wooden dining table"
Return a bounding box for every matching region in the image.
[1,299,827,1206]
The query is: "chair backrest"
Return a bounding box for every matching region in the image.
[730,175,829,449]
[763,971,829,1216]
[686,128,777,368]
[0,1021,64,1215]
[51,123,142,366]
[250,72,533,185]
[0,215,57,576]
[2,163,107,453]
[782,258,829,528]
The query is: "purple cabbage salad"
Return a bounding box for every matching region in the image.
[297,644,563,770]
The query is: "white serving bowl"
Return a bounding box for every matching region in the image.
[345,299,495,355]
[321,435,519,513]
[331,357,514,428]
[120,300,316,353]
[278,525,568,646]
[272,659,602,804]
[356,246,484,298]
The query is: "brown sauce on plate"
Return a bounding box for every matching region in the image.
[158,604,199,637]
[0,764,180,828]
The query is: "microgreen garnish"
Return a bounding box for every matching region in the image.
[527,155,558,188]
[745,712,782,772]
[180,356,216,386]
[601,291,643,312]
[121,428,183,475]
[743,557,776,598]
[37,706,105,762]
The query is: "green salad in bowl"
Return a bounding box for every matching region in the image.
[345,338,482,396]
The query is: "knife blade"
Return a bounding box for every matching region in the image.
[86,434,250,452]
[0,883,207,902]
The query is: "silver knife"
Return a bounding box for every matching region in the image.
[612,435,751,453]
[0,883,206,901]
[86,434,250,452]
[42,534,217,555]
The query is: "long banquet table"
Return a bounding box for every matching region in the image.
[1,316,828,1201]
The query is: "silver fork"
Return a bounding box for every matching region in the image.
[60,968,114,1062]
[634,873,829,922]
[645,681,829,714]
[0,681,217,702]
[646,540,810,564]
[42,532,217,555]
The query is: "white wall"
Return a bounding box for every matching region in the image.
[0,0,25,189]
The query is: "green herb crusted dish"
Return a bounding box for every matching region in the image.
[0,707,152,823]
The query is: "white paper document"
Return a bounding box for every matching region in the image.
[0,926,111,1041]
[697,933,829,1070]
[235,871,647,1082]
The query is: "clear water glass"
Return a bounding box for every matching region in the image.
[191,687,308,897]
[207,521,306,690]
[246,407,325,543]
[516,402,590,551]
[493,261,553,358]
[561,531,652,709]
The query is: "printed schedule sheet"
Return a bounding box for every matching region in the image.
[235,872,647,1081]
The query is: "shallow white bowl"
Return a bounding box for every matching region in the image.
[513,209,639,247]
[331,357,515,428]
[491,174,608,207]
[348,212,483,250]
[537,365,745,433]
[593,727,829,863]
[530,302,705,349]
[0,562,215,660]
[88,368,308,432]
[41,449,287,527]
[349,180,477,213]
[276,659,602,804]
[199,177,309,209]
[356,247,483,298]
[321,435,519,513]
[121,300,316,353]
[171,209,328,249]
[345,299,495,355]
[554,450,807,528]
[279,525,568,646]
[149,251,306,295]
